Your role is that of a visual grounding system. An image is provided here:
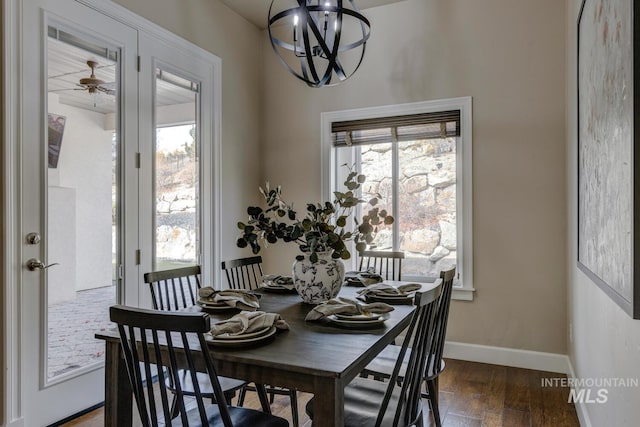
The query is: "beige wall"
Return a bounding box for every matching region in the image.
[566,0,640,425]
[112,0,265,265]
[260,0,568,354]
[3,0,639,423]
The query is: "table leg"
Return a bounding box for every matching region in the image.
[255,384,272,414]
[104,340,132,427]
[312,377,344,427]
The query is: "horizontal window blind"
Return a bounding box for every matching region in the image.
[332,110,460,147]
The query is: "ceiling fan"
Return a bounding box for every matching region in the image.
[76,60,115,94]
[50,60,115,96]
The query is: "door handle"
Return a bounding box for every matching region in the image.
[26,259,60,271]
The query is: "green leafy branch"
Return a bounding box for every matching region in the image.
[236,164,394,263]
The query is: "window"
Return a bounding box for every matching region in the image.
[321,97,474,300]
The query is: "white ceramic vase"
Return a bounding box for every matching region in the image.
[292,252,345,304]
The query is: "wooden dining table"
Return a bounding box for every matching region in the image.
[96,281,438,427]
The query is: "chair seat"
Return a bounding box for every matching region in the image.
[180,404,289,427]
[237,383,299,427]
[361,344,446,381]
[305,376,422,427]
[169,370,246,399]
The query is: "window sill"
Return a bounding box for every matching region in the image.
[452,287,475,301]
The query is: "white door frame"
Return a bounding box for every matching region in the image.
[4,1,139,425]
[2,0,222,425]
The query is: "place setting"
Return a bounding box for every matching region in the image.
[205,310,289,348]
[259,274,297,293]
[356,282,422,305]
[305,297,395,329]
[197,287,261,312]
[344,268,384,287]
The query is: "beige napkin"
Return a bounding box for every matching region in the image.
[261,274,295,289]
[210,311,289,337]
[356,282,422,298]
[198,287,260,311]
[305,297,394,321]
[344,270,384,287]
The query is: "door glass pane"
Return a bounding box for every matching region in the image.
[46,29,119,379]
[153,69,200,271]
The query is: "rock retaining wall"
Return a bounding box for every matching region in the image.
[361,138,457,276]
[155,190,197,262]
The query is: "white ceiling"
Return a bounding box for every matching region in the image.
[219,0,406,29]
[48,37,195,114]
[48,37,118,114]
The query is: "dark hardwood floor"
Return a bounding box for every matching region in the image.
[61,359,580,427]
[434,359,579,426]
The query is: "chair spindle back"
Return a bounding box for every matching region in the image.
[376,279,442,427]
[428,267,456,377]
[110,305,234,427]
[358,250,405,281]
[221,256,264,290]
[143,266,202,311]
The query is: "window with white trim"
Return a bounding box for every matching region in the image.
[321,97,474,300]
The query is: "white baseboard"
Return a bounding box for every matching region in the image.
[2,419,24,427]
[566,358,593,427]
[443,341,571,374]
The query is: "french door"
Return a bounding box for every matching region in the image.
[137,32,218,309]
[5,0,220,425]
[15,1,138,425]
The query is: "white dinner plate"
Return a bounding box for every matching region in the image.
[197,300,237,311]
[364,294,414,305]
[206,326,277,348]
[328,315,386,329]
[198,298,226,306]
[212,326,273,341]
[260,284,297,294]
[334,313,384,321]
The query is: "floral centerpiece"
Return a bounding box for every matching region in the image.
[236,165,394,303]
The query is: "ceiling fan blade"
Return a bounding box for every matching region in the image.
[97,86,116,95]
[49,88,86,92]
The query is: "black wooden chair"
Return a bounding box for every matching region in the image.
[359,250,405,281]
[221,256,264,290]
[144,266,203,311]
[360,267,456,427]
[305,280,443,427]
[109,305,289,427]
[221,257,300,427]
[144,266,247,416]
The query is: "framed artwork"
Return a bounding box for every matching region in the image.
[48,113,66,168]
[577,0,640,318]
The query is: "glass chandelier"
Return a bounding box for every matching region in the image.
[268,0,371,88]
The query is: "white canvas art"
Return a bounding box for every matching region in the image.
[578,0,634,313]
